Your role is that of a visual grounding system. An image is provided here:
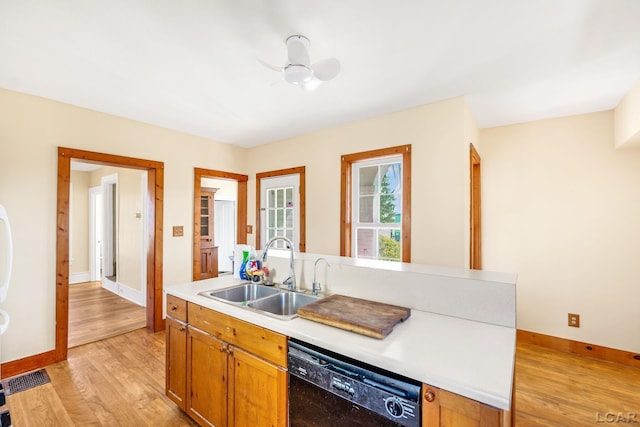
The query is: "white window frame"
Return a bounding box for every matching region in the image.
[351,155,403,261]
[260,174,300,251]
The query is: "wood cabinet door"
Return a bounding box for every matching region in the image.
[186,326,228,427]
[228,346,288,427]
[166,317,187,410]
[422,385,503,427]
[199,246,219,280]
[199,246,213,279]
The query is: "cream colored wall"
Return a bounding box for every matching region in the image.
[0,88,247,363]
[481,111,640,353]
[0,88,477,363]
[117,168,144,291]
[201,177,237,201]
[614,79,640,149]
[246,96,471,267]
[69,171,89,275]
[463,99,480,268]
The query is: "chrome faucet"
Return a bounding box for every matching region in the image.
[312,257,330,296]
[261,236,297,291]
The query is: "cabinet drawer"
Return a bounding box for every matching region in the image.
[188,303,287,367]
[167,295,187,322]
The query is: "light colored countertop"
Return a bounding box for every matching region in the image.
[165,274,515,410]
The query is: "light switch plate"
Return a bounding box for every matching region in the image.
[173,226,184,237]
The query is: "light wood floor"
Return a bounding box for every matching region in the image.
[7,329,196,426]
[515,342,640,426]
[68,281,147,348]
[5,331,640,426]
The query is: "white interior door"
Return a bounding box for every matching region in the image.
[214,200,235,273]
[89,186,103,282]
[260,174,300,250]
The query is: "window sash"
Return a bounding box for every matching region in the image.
[265,185,295,249]
[352,155,402,261]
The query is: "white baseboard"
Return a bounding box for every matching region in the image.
[118,282,146,307]
[102,277,118,293]
[101,277,146,307]
[69,271,91,285]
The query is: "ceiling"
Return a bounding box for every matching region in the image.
[1,1,639,148]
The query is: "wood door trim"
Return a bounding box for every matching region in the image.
[340,145,411,262]
[56,146,164,366]
[255,166,306,252]
[470,143,482,269]
[193,168,248,281]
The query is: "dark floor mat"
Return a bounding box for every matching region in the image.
[2,369,51,395]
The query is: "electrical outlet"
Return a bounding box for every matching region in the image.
[172,226,184,237]
[568,313,580,328]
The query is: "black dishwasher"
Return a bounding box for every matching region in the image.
[288,339,421,427]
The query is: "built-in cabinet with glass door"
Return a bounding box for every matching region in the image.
[199,189,218,280]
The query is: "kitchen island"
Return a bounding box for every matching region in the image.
[164,252,516,426]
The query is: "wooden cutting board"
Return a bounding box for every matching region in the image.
[297,294,411,339]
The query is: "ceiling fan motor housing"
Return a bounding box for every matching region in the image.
[284,64,312,85]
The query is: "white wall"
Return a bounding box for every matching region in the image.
[0,88,247,363]
[246,96,474,268]
[481,111,640,353]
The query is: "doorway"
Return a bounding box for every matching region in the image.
[215,200,236,274]
[255,166,306,252]
[192,168,248,281]
[470,143,482,270]
[89,186,103,282]
[200,177,238,276]
[101,174,118,284]
[69,162,148,347]
[56,147,164,363]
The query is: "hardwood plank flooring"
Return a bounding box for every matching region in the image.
[5,329,640,426]
[68,281,146,348]
[515,341,640,426]
[6,329,196,427]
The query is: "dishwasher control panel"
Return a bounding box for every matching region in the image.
[288,339,421,427]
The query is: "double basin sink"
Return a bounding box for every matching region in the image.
[198,282,321,320]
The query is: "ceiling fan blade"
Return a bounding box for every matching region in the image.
[257,58,283,72]
[286,35,310,67]
[311,58,340,81]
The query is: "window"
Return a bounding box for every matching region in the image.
[341,145,411,262]
[353,157,402,261]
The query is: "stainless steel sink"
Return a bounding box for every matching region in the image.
[247,292,320,319]
[199,282,323,320]
[199,283,281,304]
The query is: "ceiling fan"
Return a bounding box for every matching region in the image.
[260,35,340,91]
